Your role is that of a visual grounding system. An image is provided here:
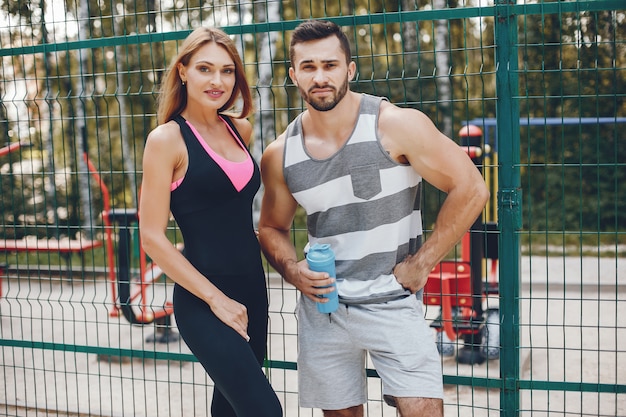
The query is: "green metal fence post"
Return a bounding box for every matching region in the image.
[495,0,522,416]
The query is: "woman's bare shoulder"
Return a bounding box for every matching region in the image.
[147,120,182,144]
[229,117,253,144]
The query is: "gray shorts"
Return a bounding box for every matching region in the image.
[296,294,444,410]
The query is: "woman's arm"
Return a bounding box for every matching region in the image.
[139,122,251,341]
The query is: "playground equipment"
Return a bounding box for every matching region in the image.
[81,141,178,342]
[0,140,178,342]
[0,142,30,298]
[423,126,500,365]
[425,117,626,364]
[103,207,179,343]
[84,154,179,343]
[0,141,103,274]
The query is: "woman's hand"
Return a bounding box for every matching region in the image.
[209,294,250,341]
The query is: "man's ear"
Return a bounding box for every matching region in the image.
[348,61,356,81]
[288,67,297,86]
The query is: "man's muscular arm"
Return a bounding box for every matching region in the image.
[258,137,336,302]
[379,103,490,293]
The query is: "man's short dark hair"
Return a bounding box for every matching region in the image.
[289,20,352,65]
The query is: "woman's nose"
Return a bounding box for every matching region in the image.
[209,72,221,85]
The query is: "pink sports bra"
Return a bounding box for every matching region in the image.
[171,116,254,192]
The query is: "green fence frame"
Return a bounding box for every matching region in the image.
[1,1,624,416]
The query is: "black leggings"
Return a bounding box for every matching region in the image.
[173,280,282,417]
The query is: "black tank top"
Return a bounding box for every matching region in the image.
[169,115,263,279]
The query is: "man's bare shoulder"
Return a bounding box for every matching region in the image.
[260,133,289,186]
[377,101,438,158]
[378,100,431,134]
[261,132,287,163]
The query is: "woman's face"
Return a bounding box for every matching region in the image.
[178,42,236,111]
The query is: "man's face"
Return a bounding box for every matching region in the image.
[290,36,354,112]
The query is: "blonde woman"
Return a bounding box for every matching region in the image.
[139,27,282,417]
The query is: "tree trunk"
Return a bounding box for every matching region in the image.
[401,0,419,81]
[75,0,95,238]
[114,2,138,208]
[250,0,280,227]
[41,0,61,234]
[433,0,453,138]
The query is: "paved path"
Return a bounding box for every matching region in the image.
[1,256,624,416]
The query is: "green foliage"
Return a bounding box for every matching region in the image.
[0,1,624,239]
[519,10,626,232]
[0,0,33,21]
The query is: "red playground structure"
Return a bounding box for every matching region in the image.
[0,140,178,343]
[423,125,500,365]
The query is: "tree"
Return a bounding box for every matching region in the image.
[248,0,281,225]
[520,10,626,232]
[2,0,624,238]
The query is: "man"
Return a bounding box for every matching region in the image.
[258,19,489,417]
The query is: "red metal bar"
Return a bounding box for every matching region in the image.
[0,141,29,157]
[83,152,119,317]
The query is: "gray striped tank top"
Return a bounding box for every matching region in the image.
[283,94,423,304]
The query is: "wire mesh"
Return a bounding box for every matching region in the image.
[1,1,624,416]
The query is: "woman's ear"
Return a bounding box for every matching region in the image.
[177,63,186,83]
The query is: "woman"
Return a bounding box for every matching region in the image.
[139,27,282,417]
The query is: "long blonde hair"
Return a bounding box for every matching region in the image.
[156,27,252,124]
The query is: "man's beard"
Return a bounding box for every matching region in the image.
[299,76,349,112]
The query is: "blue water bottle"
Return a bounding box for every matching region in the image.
[306,243,339,314]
